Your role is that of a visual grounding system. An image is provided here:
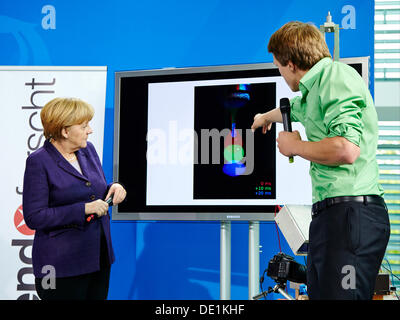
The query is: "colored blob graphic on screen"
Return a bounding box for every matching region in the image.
[222,84,249,177]
[193,81,277,200]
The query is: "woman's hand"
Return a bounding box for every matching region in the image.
[105,183,127,205]
[85,199,109,217]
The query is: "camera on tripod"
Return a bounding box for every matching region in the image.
[252,205,310,300]
[254,252,307,300]
[267,252,307,285]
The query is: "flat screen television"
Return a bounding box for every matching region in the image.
[112,57,369,221]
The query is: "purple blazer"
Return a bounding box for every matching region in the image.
[23,139,115,278]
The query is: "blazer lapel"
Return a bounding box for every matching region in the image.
[57,159,87,181]
[76,149,90,179]
[44,139,88,181]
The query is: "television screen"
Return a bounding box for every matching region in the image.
[112,57,369,221]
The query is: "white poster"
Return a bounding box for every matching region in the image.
[0,66,107,299]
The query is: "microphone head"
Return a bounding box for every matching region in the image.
[279,98,290,114]
[280,97,290,106]
[279,97,290,114]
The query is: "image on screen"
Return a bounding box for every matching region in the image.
[193,82,276,199]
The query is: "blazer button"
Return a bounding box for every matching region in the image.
[86,181,91,187]
[90,195,96,200]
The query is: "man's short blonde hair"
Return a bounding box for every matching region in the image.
[40,97,94,140]
[268,21,331,70]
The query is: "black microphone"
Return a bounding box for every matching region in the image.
[279,98,294,163]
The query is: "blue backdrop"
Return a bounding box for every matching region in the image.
[0,0,374,299]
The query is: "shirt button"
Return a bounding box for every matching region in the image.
[86,181,91,187]
[90,195,96,200]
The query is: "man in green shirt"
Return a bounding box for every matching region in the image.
[251,21,390,300]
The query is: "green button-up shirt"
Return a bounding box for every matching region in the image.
[290,57,384,203]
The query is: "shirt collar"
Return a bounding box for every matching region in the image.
[299,57,332,95]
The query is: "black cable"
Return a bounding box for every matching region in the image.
[381,262,400,282]
[259,269,268,300]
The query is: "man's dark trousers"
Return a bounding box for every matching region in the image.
[307,199,390,300]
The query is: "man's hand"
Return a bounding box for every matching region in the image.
[276,130,302,157]
[251,113,273,134]
[251,108,283,133]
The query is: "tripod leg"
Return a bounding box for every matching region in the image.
[274,284,295,300]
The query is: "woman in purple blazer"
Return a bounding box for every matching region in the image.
[22,97,126,300]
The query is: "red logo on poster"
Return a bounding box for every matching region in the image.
[14,205,35,236]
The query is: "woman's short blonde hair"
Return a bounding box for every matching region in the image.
[40,97,94,140]
[268,21,331,70]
